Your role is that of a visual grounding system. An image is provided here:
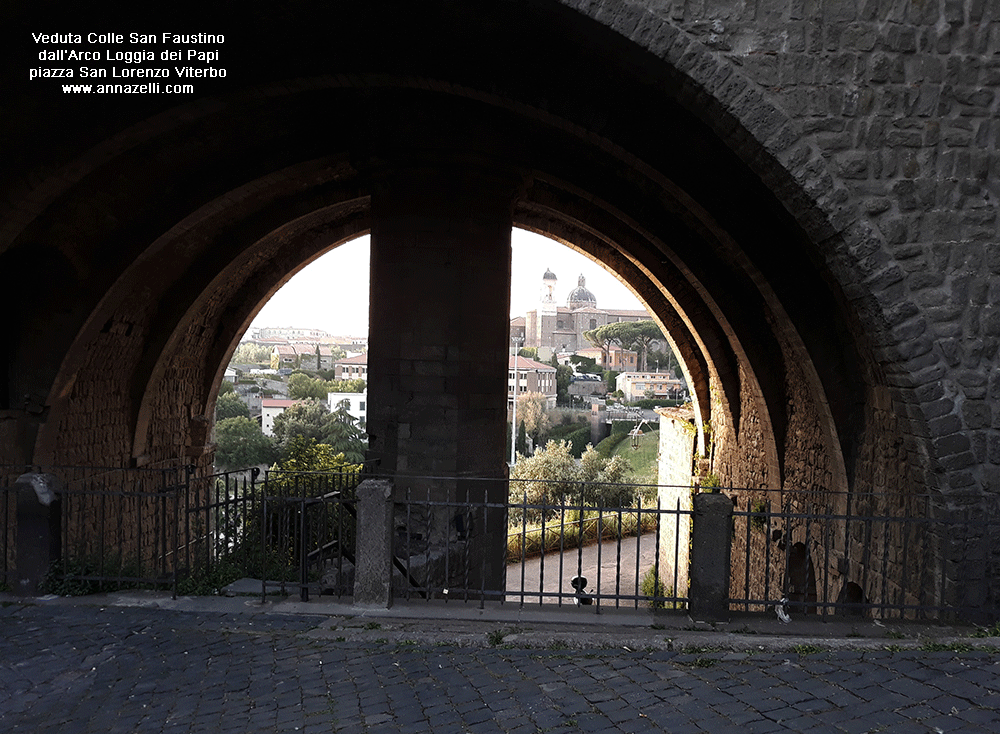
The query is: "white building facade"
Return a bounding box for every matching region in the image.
[261,398,298,436]
[327,390,367,426]
[615,372,686,402]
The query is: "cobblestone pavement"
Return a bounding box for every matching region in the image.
[2,597,1000,733]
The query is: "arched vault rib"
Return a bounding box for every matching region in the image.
[25,42,862,494]
[36,156,370,464]
[514,205,717,433]
[516,177,789,487]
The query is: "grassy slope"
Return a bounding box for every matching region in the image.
[611,428,659,489]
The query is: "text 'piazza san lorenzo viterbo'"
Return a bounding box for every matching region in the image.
[28,32,228,89]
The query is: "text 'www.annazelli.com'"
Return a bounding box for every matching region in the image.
[61,83,194,93]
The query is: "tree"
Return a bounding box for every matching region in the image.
[229,342,272,365]
[646,348,678,376]
[583,326,615,367]
[509,440,579,522]
[579,444,633,488]
[517,392,551,443]
[215,391,249,421]
[509,440,636,524]
[619,320,664,372]
[324,399,368,463]
[271,435,358,474]
[569,354,602,374]
[287,372,323,400]
[272,399,331,448]
[555,364,573,404]
[288,373,366,400]
[583,321,631,367]
[214,417,276,468]
[334,378,366,393]
[271,399,367,463]
[218,380,236,396]
[604,369,620,393]
[518,346,538,359]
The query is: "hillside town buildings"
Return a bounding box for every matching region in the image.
[508,355,558,409]
[334,353,369,381]
[270,344,338,371]
[261,398,298,436]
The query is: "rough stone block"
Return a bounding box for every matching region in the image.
[353,479,395,608]
[689,492,733,623]
[15,473,62,596]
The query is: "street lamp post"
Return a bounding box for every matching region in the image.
[510,335,524,467]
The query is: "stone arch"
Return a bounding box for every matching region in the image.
[3,0,936,512]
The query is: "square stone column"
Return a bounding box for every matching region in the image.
[367,162,520,594]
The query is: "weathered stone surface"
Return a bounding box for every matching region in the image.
[3,0,1000,616]
[353,479,395,608]
[690,492,733,622]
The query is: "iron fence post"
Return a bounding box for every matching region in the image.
[299,497,309,602]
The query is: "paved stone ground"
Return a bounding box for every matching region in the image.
[2,595,1000,733]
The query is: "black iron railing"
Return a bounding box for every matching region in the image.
[392,480,691,612]
[4,464,999,622]
[726,487,1000,622]
[258,466,367,601]
[182,464,372,600]
[2,464,188,595]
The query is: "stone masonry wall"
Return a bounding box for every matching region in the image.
[565,0,1000,616]
[582,0,1000,498]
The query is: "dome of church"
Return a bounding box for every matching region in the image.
[543,268,557,280]
[566,274,597,309]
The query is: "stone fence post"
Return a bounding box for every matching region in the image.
[15,473,63,596]
[353,478,394,608]
[689,491,732,622]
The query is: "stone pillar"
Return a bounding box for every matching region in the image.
[367,162,520,596]
[353,479,395,608]
[590,400,609,446]
[15,473,62,595]
[689,491,733,622]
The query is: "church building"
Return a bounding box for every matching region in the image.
[520,269,651,358]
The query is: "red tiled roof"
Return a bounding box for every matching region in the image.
[336,354,368,365]
[262,399,298,408]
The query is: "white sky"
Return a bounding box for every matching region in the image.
[247,228,646,338]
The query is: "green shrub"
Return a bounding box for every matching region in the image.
[641,567,667,609]
[40,555,144,596]
[565,426,591,457]
[611,420,638,435]
[699,473,721,492]
[595,432,628,458]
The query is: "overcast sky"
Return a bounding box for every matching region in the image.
[248,228,646,338]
